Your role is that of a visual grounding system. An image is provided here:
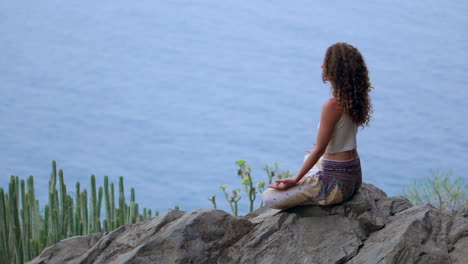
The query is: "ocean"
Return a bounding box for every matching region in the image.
[1,0,467,215]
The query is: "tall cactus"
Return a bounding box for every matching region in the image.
[104,176,112,231]
[118,176,126,226]
[9,176,23,264]
[75,182,82,235]
[66,195,74,236]
[28,176,41,242]
[0,187,10,264]
[41,205,49,248]
[20,179,29,261]
[1,161,156,263]
[81,189,88,235]
[129,187,136,224]
[48,161,59,245]
[90,175,97,233]
[58,169,67,239]
[97,186,103,232]
[110,182,116,230]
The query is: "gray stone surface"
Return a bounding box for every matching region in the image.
[28,183,467,264]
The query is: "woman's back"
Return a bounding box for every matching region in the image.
[325,113,358,154]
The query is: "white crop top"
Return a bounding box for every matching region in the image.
[323,113,358,154]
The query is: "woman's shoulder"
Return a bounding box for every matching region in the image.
[323,98,343,113]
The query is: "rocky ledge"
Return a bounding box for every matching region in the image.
[28,183,467,264]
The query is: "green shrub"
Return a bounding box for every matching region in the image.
[402,170,467,213]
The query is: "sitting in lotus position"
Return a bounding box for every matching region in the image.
[262,42,373,210]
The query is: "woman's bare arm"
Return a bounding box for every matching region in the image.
[270,98,342,190]
[292,98,342,183]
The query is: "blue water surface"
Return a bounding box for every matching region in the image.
[1,0,467,215]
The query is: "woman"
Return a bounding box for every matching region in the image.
[262,42,373,209]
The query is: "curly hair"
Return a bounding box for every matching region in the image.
[322,42,373,127]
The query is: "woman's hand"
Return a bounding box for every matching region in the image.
[268,178,298,190]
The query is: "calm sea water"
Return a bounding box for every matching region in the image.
[1,0,467,215]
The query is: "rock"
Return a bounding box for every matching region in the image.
[347,205,463,264]
[28,183,467,264]
[451,237,468,264]
[449,213,468,264]
[30,233,105,264]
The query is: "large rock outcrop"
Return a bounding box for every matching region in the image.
[28,183,467,264]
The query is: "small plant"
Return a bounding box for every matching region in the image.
[403,170,467,213]
[256,181,266,207]
[256,181,266,193]
[211,160,291,215]
[219,184,241,216]
[276,169,294,179]
[208,195,217,209]
[237,160,256,213]
[263,162,280,185]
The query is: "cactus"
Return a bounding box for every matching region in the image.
[48,161,60,245]
[20,179,29,261]
[9,176,23,264]
[110,182,116,230]
[97,186,103,231]
[130,188,136,223]
[66,195,74,237]
[104,176,112,231]
[0,187,10,264]
[118,176,126,226]
[59,169,67,238]
[28,176,41,242]
[75,182,82,235]
[81,189,88,235]
[0,161,158,263]
[90,175,97,233]
[42,205,49,247]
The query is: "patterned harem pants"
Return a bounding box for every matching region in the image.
[262,158,362,210]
